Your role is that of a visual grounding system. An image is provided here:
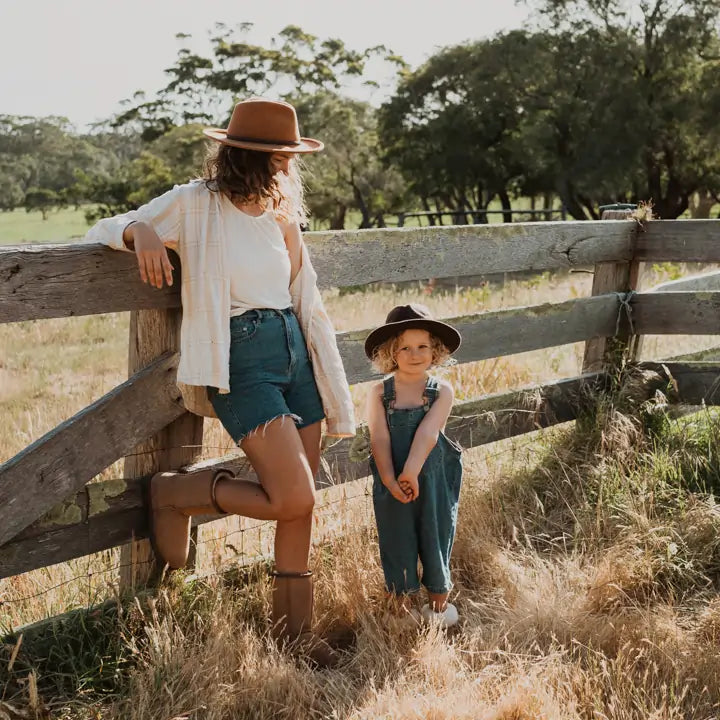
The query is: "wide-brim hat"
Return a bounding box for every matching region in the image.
[203,97,323,153]
[364,303,462,359]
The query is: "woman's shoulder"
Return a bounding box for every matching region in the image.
[272,212,301,232]
[156,179,211,207]
[180,179,211,197]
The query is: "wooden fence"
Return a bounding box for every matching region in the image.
[2,217,720,585]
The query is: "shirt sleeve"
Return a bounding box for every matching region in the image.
[82,184,184,252]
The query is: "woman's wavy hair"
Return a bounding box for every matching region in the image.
[202,144,308,223]
[371,331,453,375]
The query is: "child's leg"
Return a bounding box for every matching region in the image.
[372,471,422,597]
[417,447,462,624]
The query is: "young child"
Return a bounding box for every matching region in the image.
[364,303,463,627]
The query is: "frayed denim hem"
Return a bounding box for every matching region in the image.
[235,412,303,445]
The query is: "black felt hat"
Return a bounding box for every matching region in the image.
[364,303,462,360]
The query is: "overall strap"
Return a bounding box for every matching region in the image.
[382,376,396,414]
[423,376,440,412]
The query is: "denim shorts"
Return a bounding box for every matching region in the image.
[207,307,326,444]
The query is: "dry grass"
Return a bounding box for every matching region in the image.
[6,414,720,719]
[3,261,720,718]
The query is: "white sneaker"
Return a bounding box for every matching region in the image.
[421,603,459,628]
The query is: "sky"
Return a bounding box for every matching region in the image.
[0,0,532,130]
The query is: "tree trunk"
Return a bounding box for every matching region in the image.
[352,186,372,229]
[542,193,553,221]
[330,204,346,230]
[498,189,512,224]
[578,194,599,221]
[558,182,588,221]
[421,196,435,226]
[689,190,714,219]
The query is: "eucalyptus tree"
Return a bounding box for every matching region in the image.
[112,23,402,137]
[294,93,409,228]
[379,30,640,221]
[0,115,117,216]
[528,0,720,217]
[106,24,406,227]
[379,40,526,222]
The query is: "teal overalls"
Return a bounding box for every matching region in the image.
[370,375,463,595]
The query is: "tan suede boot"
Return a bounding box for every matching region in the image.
[272,571,341,668]
[148,468,231,569]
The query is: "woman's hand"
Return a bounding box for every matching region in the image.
[124,221,174,289]
[397,471,419,501]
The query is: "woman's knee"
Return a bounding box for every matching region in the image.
[276,484,315,520]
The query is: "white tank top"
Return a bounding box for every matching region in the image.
[225,205,292,317]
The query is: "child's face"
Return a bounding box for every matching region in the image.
[394,329,433,373]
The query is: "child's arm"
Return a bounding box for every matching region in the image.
[399,380,455,487]
[366,383,412,504]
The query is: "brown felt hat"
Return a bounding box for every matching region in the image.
[364,304,462,360]
[203,97,323,153]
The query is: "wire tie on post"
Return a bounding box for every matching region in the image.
[614,290,636,336]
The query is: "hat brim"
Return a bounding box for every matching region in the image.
[203,128,324,153]
[364,319,462,360]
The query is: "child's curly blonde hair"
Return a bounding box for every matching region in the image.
[371,331,453,374]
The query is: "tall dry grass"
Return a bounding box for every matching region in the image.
[5,403,720,719]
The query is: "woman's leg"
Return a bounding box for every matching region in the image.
[245,419,337,665]
[213,417,316,521]
[216,418,319,573]
[272,420,322,573]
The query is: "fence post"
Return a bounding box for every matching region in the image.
[119,306,204,591]
[581,205,641,373]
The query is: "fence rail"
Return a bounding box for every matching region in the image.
[2,217,720,588]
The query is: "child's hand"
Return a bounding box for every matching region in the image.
[383,478,412,504]
[397,472,419,501]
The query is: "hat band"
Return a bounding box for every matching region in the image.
[226,133,301,146]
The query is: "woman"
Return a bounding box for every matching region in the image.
[84,98,356,667]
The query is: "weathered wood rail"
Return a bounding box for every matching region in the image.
[2,218,720,583]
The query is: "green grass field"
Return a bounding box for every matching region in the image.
[0,207,93,245]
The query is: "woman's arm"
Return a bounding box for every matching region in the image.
[400,380,455,480]
[367,383,411,504]
[280,219,303,284]
[84,184,184,289]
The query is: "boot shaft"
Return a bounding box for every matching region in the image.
[271,570,340,668]
[272,571,313,640]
